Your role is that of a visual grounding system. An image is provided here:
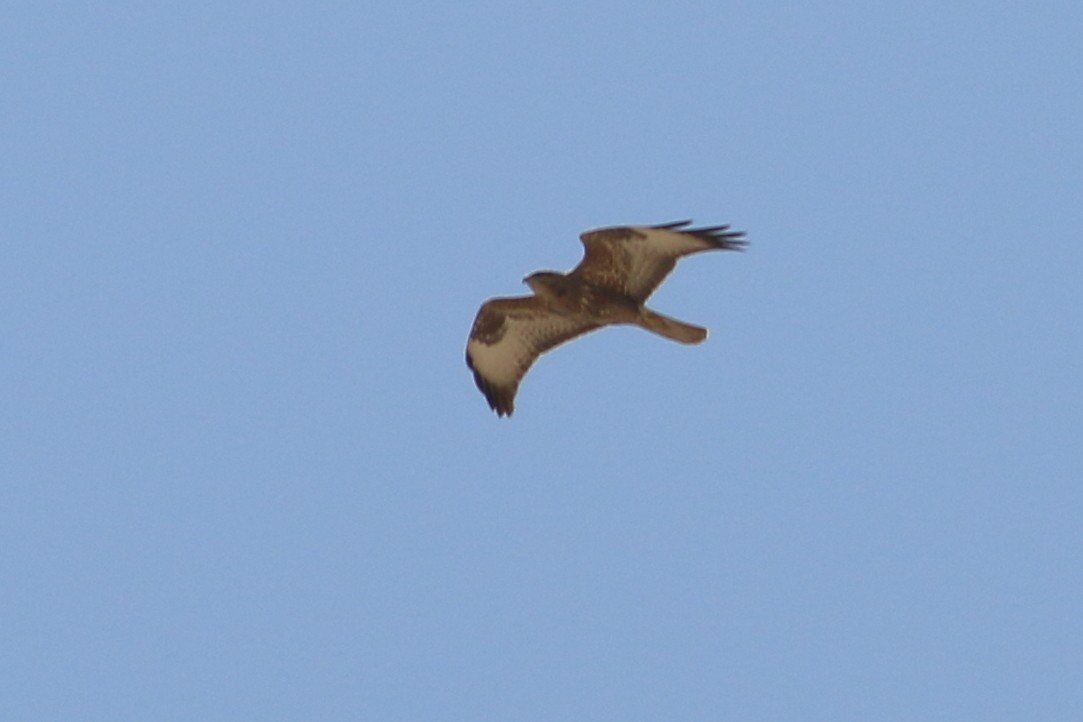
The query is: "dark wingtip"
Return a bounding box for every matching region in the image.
[651,219,694,230]
[653,219,747,251]
[467,356,515,417]
[483,381,515,417]
[487,382,515,417]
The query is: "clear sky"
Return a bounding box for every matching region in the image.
[4,2,1082,720]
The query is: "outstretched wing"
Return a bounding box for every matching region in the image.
[466,297,602,417]
[571,220,746,302]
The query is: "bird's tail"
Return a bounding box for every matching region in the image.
[638,309,708,344]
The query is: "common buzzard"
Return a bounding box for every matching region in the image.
[466,220,746,416]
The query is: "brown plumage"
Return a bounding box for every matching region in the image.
[466,220,746,416]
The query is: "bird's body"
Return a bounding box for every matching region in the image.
[466,220,746,416]
[525,272,640,323]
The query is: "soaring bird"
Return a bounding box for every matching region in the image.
[466,220,746,416]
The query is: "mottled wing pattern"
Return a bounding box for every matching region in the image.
[466,297,602,417]
[572,220,747,302]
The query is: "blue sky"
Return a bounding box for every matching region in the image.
[4,2,1082,719]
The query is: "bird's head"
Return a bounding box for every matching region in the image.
[522,271,564,295]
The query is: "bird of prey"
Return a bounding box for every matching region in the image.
[465,220,746,417]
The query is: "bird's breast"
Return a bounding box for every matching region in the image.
[547,281,638,322]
